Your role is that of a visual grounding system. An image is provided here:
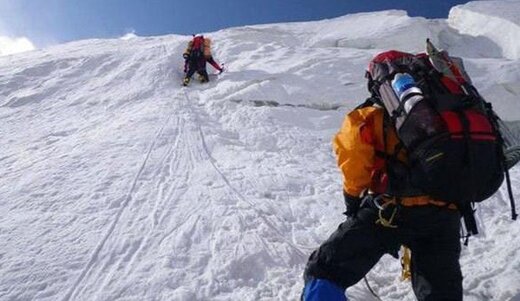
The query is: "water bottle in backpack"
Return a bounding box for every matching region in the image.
[390,72,445,149]
[391,73,424,114]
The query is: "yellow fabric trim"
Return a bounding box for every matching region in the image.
[401,246,412,281]
[399,196,457,209]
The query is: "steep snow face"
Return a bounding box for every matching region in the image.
[274,10,438,52]
[449,0,520,60]
[1,2,520,301]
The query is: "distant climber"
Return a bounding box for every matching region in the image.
[182,35,223,86]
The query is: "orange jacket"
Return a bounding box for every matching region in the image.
[333,105,455,207]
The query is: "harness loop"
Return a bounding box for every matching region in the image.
[374,196,400,228]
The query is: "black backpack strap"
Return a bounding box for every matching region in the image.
[355,96,381,110]
[492,113,517,220]
[504,164,518,220]
[381,113,405,160]
[365,71,377,97]
[461,202,478,246]
[378,113,413,197]
[390,102,408,124]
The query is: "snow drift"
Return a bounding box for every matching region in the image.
[449,0,520,60]
[1,1,519,300]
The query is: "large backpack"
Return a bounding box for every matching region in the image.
[365,40,507,210]
[190,35,205,59]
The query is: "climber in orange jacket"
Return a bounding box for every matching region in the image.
[302,103,462,301]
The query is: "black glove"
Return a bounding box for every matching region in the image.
[183,53,189,59]
[343,192,361,218]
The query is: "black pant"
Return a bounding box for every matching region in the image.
[185,57,209,81]
[304,204,462,301]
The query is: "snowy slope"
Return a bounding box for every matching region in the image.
[1,1,520,301]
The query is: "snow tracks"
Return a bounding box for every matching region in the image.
[60,90,306,301]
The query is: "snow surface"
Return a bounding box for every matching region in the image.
[449,0,520,60]
[1,1,520,300]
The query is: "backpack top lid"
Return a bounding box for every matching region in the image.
[366,50,431,84]
[368,50,414,73]
[366,50,422,98]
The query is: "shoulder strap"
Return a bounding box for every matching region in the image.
[355,96,381,110]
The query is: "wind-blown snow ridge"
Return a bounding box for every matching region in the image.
[449,0,520,60]
[1,1,519,301]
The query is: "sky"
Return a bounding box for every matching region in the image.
[0,0,473,55]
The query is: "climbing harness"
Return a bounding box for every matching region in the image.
[373,195,400,228]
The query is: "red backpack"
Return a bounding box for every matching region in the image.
[190,35,205,59]
[365,40,508,212]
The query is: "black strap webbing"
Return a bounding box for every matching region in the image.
[355,97,380,110]
[461,203,478,246]
[505,167,518,220]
